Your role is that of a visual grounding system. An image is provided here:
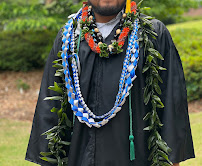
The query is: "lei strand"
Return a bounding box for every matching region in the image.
[62,15,139,127]
[80,1,137,58]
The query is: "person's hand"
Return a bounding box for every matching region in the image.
[173,163,179,166]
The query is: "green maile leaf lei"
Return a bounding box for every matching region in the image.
[138,1,173,165]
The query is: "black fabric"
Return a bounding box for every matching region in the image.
[25,19,195,166]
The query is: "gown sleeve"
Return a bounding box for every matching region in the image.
[152,19,195,163]
[25,28,65,166]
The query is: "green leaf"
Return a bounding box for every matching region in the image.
[137,0,144,8]
[144,91,152,105]
[143,85,149,99]
[144,16,155,20]
[152,57,157,65]
[48,82,63,94]
[59,141,71,146]
[44,96,63,101]
[60,149,67,156]
[158,66,167,71]
[46,133,55,140]
[40,152,52,157]
[158,123,164,127]
[151,111,157,125]
[40,157,57,163]
[141,7,151,11]
[155,131,162,140]
[142,64,150,73]
[154,73,163,83]
[148,145,158,161]
[148,48,164,60]
[59,112,66,124]
[147,55,154,63]
[156,140,172,154]
[61,157,69,163]
[157,104,164,108]
[157,150,172,164]
[143,112,151,121]
[143,126,153,131]
[148,134,156,150]
[50,107,59,113]
[145,29,158,37]
[53,59,62,64]
[55,72,63,77]
[63,113,72,127]
[154,82,162,95]
[52,63,63,69]
[42,126,59,135]
[57,51,62,58]
[146,76,153,86]
[150,66,158,74]
[152,95,164,107]
[151,99,157,111]
[57,108,63,118]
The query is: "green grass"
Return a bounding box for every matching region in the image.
[0,119,37,166]
[166,20,202,101]
[0,112,201,165]
[181,112,202,166]
[167,20,202,31]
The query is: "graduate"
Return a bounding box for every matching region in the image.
[26,0,195,165]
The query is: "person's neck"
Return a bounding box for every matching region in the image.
[94,12,118,23]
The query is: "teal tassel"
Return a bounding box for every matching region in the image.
[129,135,135,161]
[129,89,135,161]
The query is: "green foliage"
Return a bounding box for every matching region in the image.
[0,30,57,71]
[167,20,202,101]
[3,17,61,31]
[0,0,80,32]
[40,53,73,166]
[139,0,198,24]
[0,2,50,31]
[137,3,172,165]
[45,0,82,18]
[0,0,40,5]
[0,2,48,20]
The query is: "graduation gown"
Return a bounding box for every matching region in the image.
[25,18,195,166]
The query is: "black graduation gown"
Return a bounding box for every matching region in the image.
[25,19,195,166]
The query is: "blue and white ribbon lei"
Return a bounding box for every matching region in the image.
[61,10,139,128]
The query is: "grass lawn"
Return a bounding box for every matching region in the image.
[181,112,202,166]
[0,120,37,166]
[167,20,202,31]
[0,112,201,166]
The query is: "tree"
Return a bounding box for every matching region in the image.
[140,0,197,24]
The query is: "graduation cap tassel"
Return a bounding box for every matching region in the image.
[129,89,135,161]
[125,0,131,13]
[129,134,135,161]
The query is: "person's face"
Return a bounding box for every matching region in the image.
[88,0,126,16]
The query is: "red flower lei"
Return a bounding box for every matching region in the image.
[82,1,137,55]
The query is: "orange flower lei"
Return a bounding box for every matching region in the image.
[81,1,137,57]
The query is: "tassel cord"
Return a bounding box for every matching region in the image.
[129,89,135,161]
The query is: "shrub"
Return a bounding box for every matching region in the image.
[141,0,198,24]
[167,20,202,101]
[0,30,58,71]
